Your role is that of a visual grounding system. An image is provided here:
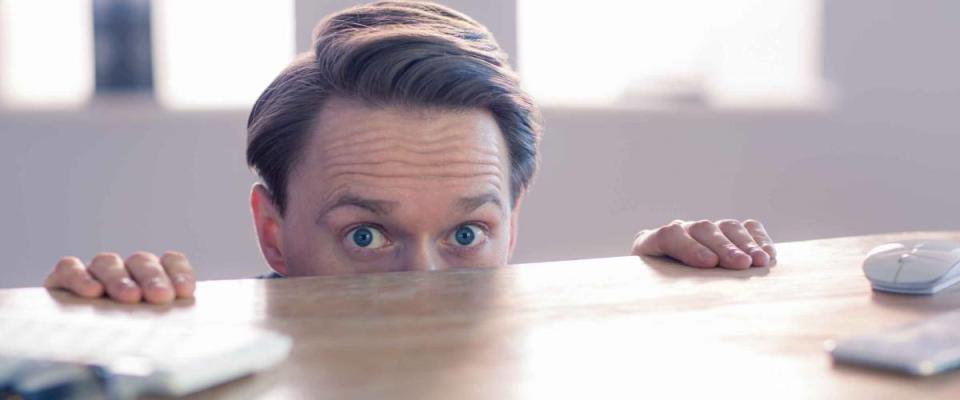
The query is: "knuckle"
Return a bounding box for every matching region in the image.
[94,252,119,259]
[58,256,81,265]
[52,263,73,277]
[633,229,649,241]
[743,219,765,232]
[688,220,715,236]
[659,223,684,236]
[160,250,187,263]
[716,219,741,230]
[54,257,81,273]
[125,251,158,265]
[92,252,122,265]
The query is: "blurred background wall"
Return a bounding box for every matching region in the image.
[1,0,958,287]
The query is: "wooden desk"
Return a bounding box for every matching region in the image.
[3,232,960,399]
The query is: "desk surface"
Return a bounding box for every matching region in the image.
[3,232,960,399]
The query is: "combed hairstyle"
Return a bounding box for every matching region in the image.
[246,1,542,214]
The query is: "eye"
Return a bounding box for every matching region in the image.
[345,225,389,249]
[448,224,486,247]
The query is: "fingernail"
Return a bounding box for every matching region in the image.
[172,274,189,284]
[728,248,747,259]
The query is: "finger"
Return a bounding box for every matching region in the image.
[44,256,104,298]
[160,251,196,299]
[743,219,776,260]
[88,252,142,303]
[632,220,687,256]
[717,220,771,267]
[632,229,660,256]
[636,222,719,268]
[686,220,752,270]
[125,252,175,304]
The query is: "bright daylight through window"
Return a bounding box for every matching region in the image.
[0,0,295,109]
[151,0,295,109]
[518,0,827,109]
[0,0,94,108]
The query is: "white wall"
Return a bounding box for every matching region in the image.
[1,0,958,288]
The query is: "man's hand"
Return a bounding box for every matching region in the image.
[632,219,776,269]
[44,251,196,304]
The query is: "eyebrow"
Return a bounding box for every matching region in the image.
[320,193,399,218]
[318,191,503,221]
[458,192,503,213]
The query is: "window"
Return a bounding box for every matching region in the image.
[0,0,94,108]
[151,0,296,109]
[518,0,826,109]
[0,0,295,110]
[93,0,154,93]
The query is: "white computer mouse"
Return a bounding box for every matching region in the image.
[863,240,960,295]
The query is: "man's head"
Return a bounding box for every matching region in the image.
[245,1,541,275]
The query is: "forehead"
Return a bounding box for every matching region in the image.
[289,97,510,208]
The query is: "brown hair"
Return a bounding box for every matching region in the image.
[246,1,541,214]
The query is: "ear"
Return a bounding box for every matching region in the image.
[507,190,525,263]
[251,183,288,276]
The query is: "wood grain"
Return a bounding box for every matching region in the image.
[3,231,960,399]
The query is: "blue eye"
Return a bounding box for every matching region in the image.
[346,226,388,249]
[353,227,373,247]
[450,224,485,247]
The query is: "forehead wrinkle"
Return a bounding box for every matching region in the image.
[314,106,503,157]
[325,141,500,161]
[322,140,504,165]
[300,140,509,208]
[323,141,503,164]
[314,178,506,226]
[309,131,507,191]
[320,178,504,206]
[317,136,506,182]
[318,131,501,163]
[320,148,506,188]
[322,159,505,171]
[296,101,511,210]
[340,157,501,181]
[323,170,505,187]
[320,125,492,151]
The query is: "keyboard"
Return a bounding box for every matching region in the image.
[0,318,292,398]
[828,311,960,376]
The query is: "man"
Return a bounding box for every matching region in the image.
[44,1,776,304]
